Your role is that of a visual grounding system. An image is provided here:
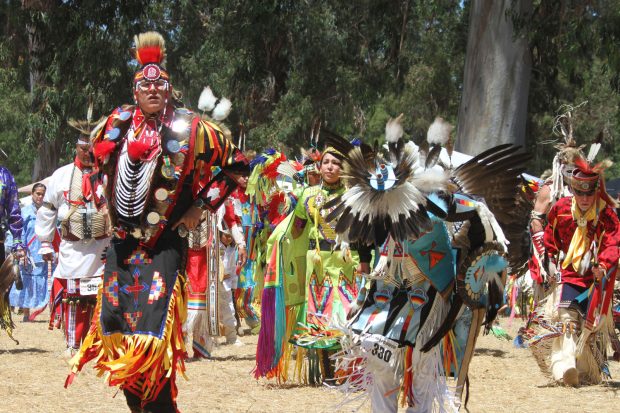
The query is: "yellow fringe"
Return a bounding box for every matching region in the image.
[0,293,18,344]
[70,272,187,403]
[295,347,308,384]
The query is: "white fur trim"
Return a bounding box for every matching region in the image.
[426,117,452,145]
[198,86,217,112]
[212,97,232,121]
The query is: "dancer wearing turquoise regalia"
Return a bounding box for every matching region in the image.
[323,116,532,412]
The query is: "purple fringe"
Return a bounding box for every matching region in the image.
[254,287,276,378]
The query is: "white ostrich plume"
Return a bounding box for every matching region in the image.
[427,117,452,145]
[198,86,217,112]
[212,98,232,121]
[385,113,404,143]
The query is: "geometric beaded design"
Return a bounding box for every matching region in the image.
[148,271,166,304]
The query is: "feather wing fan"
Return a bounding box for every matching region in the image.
[323,118,447,247]
[451,144,533,272]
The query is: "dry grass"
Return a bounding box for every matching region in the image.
[1,314,619,413]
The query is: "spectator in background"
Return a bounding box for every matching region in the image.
[9,183,52,321]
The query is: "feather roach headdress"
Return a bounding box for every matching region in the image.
[571,156,617,207]
[68,117,107,144]
[548,103,605,202]
[323,115,449,246]
[132,31,170,86]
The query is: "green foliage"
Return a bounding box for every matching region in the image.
[520,0,620,177]
[179,0,467,150]
[0,42,32,185]
[1,0,620,185]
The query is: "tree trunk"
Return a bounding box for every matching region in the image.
[31,139,62,182]
[23,0,58,182]
[456,0,532,155]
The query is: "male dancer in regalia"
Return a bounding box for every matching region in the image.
[66,32,247,413]
[544,159,619,385]
[324,117,530,412]
[36,125,110,356]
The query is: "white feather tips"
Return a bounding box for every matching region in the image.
[426,117,452,145]
[276,161,299,178]
[410,169,449,193]
[404,140,419,152]
[385,114,404,143]
[198,86,217,112]
[212,98,232,121]
[587,143,601,163]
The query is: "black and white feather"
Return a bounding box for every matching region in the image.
[423,117,453,168]
[450,144,532,271]
[198,86,232,121]
[323,117,448,247]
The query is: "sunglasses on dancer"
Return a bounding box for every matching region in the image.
[136,79,169,92]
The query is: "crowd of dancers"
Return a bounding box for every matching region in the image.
[1,31,619,413]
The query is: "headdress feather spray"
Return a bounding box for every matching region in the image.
[133,31,166,66]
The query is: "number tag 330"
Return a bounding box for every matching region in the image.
[360,333,402,372]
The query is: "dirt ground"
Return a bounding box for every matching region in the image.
[1,314,619,413]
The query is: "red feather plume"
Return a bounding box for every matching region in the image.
[127,140,151,162]
[309,148,322,162]
[290,160,304,171]
[136,46,164,66]
[573,156,593,174]
[93,140,116,161]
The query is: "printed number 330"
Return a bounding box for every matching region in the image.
[371,342,392,362]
